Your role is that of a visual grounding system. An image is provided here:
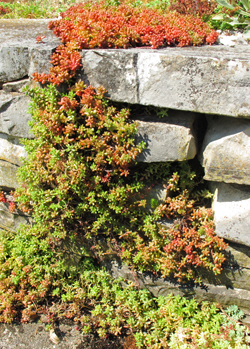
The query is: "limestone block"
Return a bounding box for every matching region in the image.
[0,92,32,138]
[0,46,29,83]
[137,47,250,118]
[135,111,197,162]
[0,160,19,189]
[201,115,250,185]
[0,19,60,81]
[0,202,30,232]
[225,242,250,269]
[28,46,56,76]
[102,258,250,316]
[2,78,30,92]
[81,50,138,104]
[0,136,26,166]
[81,45,250,118]
[210,182,250,246]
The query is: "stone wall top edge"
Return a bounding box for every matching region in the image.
[0,19,249,58]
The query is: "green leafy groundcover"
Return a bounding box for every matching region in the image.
[0,1,249,347]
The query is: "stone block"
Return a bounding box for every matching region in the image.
[0,92,32,138]
[0,160,19,189]
[28,46,56,77]
[0,136,26,166]
[102,258,250,316]
[81,45,250,118]
[0,202,30,232]
[81,50,138,104]
[210,182,250,246]
[134,110,197,162]
[137,47,250,118]
[201,115,250,185]
[0,46,29,83]
[2,78,30,92]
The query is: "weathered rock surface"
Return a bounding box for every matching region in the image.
[0,202,30,232]
[0,160,19,190]
[0,136,26,166]
[102,258,250,316]
[2,78,30,93]
[81,45,250,118]
[0,46,29,83]
[210,182,250,246]
[0,92,32,138]
[0,19,60,83]
[135,111,197,162]
[0,20,249,116]
[201,115,250,185]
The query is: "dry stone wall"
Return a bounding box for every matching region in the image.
[1,19,250,317]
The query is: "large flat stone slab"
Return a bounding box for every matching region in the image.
[200,115,250,185]
[81,50,138,104]
[81,45,250,118]
[0,20,249,117]
[0,19,60,83]
[210,182,250,246]
[134,110,197,162]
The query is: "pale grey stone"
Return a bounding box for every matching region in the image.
[0,93,32,138]
[137,47,250,118]
[0,46,29,83]
[0,19,59,47]
[201,115,250,185]
[81,50,138,104]
[2,78,30,92]
[28,46,56,77]
[218,32,249,46]
[0,19,60,82]
[80,45,250,118]
[0,137,26,166]
[0,160,19,189]
[135,111,197,162]
[210,182,250,246]
[0,202,30,232]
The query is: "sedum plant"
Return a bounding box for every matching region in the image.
[0,2,242,347]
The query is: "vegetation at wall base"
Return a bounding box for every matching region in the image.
[0,0,249,347]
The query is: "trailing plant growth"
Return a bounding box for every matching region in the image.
[0,1,245,347]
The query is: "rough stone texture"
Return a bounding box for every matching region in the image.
[28,46,56,77]
[102,258,250,316]
[0,202,30,232]
[0,160,19,190]
[135,110,197,162]
[200,115,250,185]
[0,20,249,116]
[0,19,60,83]
[2,78,30,93]
[81,50,138,104]
[0,92,32,138]
[0,136,26,166]
[0,46,29,83]
[81,45,250,118]
[210,182,250,246]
